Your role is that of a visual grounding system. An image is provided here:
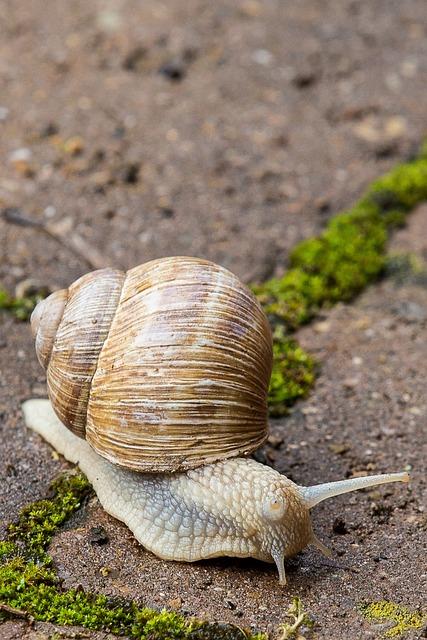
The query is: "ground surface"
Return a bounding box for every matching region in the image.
[0,1,426,638]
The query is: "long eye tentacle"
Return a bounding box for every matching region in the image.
[299,472,409,508]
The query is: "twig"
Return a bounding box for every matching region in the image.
[2,207,115,271]
[0,603,34,622]
[2,207,43,228]
[276,597,314,640]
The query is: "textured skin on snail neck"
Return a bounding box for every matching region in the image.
[22,399,312,569]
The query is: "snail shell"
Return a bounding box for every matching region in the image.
[31,257,273,472]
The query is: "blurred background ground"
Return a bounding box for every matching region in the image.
[1,0,427,288]
[0,1,426,638]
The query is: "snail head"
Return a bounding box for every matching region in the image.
[258,471,409,584]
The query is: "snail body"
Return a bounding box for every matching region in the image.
[25,257,409,584]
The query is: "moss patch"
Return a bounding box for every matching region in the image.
[359,601,426,638]
[8,473,92,562]
[255,149,427,329]
[268,328,316,417]
[0,288,43,321]
[0,472,266,639]
[254,144,427,415]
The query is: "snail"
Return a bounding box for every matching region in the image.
[22,256,409,585]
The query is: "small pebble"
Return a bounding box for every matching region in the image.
[159,60,186,82]
[314,320,331,333]
[90,170,115,188]
[40,122,59,137]
[343,377,359,389]
[9,148,34,177]
[252,49,273,65]
[301,405,319,415]
[63,136,85,156]
[168,597,182,609]
[267,434,284,449]
[97,9,123,31]
[329,442,351,455]
[89,525,109,545]
[117,162,140,184]
[9,148,31,163]
[291,69,318,89]
[122,46,147,72]
[44,205,56,218]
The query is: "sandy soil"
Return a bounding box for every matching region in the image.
[1,1,426,638]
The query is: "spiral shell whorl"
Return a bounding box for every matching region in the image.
[31,290,68,369]
[46,268,125,438]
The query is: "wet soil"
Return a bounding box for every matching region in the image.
[1,1,427,638]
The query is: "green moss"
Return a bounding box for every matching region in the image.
[0,541,17,559]
[268,328,316,417]
[369,156,427,210]
[8,473,92,561]
[0,472,265,639]
[359,601,426,638]
[0,562,265,638]
[254,144,427,416]
[255,149,427,331]
[0,288,43,321]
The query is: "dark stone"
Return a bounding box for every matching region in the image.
[332,517,349,534]
[160,207,175,219]
[159,60,186,82]
[374,141,399,159]
[122,46,148,72]
[88,525,109,545]
[118,162,140,184]
[291,70,318,89]
[40,122,59,137]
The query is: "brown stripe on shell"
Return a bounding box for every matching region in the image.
[86,257,273,472]
[47,268,125,438]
